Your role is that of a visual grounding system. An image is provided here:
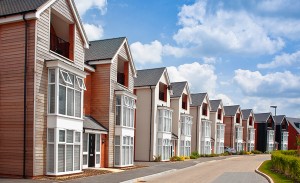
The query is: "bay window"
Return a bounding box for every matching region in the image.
[48,68,85,118]
[281,132,288,150]
[267,130,275,152]
[235,127,243,141]
[181,115,192,136]
[157,138,171,161]
[114,135,134,166]
[158,109,172,133]
[217,124,224,140]
[201,120,211,138]
[116,95,135,128]
[180,140,191,156]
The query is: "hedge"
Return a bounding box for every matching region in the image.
[271,150,300,182]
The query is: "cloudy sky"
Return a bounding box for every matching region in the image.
[74,0,300,117]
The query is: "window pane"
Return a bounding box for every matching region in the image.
[83,133,88,152]
[47,144,54,173]
[59,85,66,115]
[83,155,87,165]
[74,145,80,170]
[67,88,74,116]
[67,130,73,143]
[115,136,120,145]
[96,154,100,164]
[66,145,73,171]
[49,69,55,83]
[48,128,54,143]
[49,84,55,113]
[96,134,100,152]
[58,144,65,172]
[68,73,74,88]
[116,106,121,125]
[115,146,120,165]
[75,132,81,143]
[75,91,81,118]
[59,130,65,142]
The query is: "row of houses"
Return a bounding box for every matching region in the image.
[0,0,300,178]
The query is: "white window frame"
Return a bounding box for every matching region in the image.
[114,135,134,167]
[181,116,192,136]
[158,109,172,133]
[115,95,135,128]
[76,76,86,90]
[60,69,73,85]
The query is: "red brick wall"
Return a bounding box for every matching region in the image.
[288,125,299,150]
[224,116,234,147]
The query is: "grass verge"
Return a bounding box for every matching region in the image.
[258,160,294,183]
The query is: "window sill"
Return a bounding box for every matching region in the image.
[115,125,135,129]
[47,113,83,121]
[157,131,172,134]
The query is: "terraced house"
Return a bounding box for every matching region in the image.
[0,0,90,177]
[254,113,275,152]
[190,93,213,155]
[274,115,289,150]
[286,117,300,150]
[209,100,225,154]
[241,109,256,152]
[223,105,244,152]
[134,68,173,161]
[170,82,193,157]
[85,37,137,168]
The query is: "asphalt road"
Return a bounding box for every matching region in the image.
[138,155,270,183]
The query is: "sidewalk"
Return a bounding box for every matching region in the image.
[0,156,232,183]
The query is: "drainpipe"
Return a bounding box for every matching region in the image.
[149,86,153,161]
[230,116,233,148]
[196,106,199,152]
[22,13,28,179]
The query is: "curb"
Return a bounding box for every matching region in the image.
[255,162,274,183]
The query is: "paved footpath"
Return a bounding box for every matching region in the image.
[139,154,270,183]
[0,155,270,183]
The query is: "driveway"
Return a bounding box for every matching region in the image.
[136,154,270,183]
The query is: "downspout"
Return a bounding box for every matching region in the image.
[149,86,153,161]
[22,13,28,179]
[230,116,233,147]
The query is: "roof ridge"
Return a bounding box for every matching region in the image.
[89,37,126,42]
[137,67,166,71]
[171,81,188,84]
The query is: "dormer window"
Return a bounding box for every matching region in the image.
[159,82,167,102]
[182,94,188,110]
[267,117,273,128]
[217,109,222,120]
[236,113,240,123]
[202,103,208,116]
[50,10,75,60]
[117,58,129,87]
[249,116,253,126]
[282,119,287,130]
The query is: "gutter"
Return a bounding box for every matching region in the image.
[196,106,199,152]
[149,86,153,161]
[22,13,28,179]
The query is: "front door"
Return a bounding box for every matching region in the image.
[88,134,95,167]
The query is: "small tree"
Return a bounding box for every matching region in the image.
[296,136,300,156]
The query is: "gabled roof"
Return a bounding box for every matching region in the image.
[190,93,207,107]
[274,115,286,125]
[210,99,222,112]
[85,37,126,61]
[241,109,252,120]
[286,117,300,134]
[254,112,272,123]
[0,0,48,17]
[83,116,108,132]
[171,81,188,98]
[224,105,240,116]
[134,67,167,87]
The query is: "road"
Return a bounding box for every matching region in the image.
[137,155,270,183]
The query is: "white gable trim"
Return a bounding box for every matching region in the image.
[111,38,137,77]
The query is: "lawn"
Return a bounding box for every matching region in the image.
[258,160,294,183]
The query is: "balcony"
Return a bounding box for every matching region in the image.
[50,34,70,59]
[159,91,165,101]
[117,72,125,86]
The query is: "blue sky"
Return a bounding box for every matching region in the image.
[74,0,300,117]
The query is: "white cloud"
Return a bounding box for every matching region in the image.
[130,40,163,65]
[83,23,104,41]
[163,44,187,58]
[257,0,300,13]
[74,0,107,16]
[257,50,300,69]
[214,93,234,106]
[234,69,300,97]
[203,57,222,64]
[167,62,217,94]
[173,0,285,55]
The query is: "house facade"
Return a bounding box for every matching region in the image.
[241,109,256,152]
[223,105,244,152]
[286,117,300,150]
[254,113,275,152]
[210,100,225,154]
[274,115,289,150]
[170,82,193,157]
[0,0,93,177]
[134,68,173,161]
[85,38,137,167]
[190,93,213,155]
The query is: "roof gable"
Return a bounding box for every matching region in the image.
[224,105,240,116]
[254,112,273,123]
[134,67,167,87]
[191,93,207,107]
[0,0,48,17]
[210,100,223,112]
[170,82,187,98]
[286,117,300,134]
[274,115,286,125]
[241,109,253,120]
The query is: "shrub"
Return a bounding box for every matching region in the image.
[170,156,185,161]
[185,156,190,160]
[153,155,161,162]
[251,150,263,154]
[191,151,200,158]
[271,150,300,182]
[221,152,230,156]
[238,150,247,155]
[179,156,185,161]
[190,155,197,159]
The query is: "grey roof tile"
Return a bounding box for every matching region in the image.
[0,0,48,17]
[190,93,207,107]
[210,100,222,112]
[241,109,252,120]
[286,117,300,134]
[83,116,108,132]
[224,105,240,116]
[171,82,187,98]
[134,67,166,87]
[254,113,272,123]
[85,37,126,61]
[274,115,286,125]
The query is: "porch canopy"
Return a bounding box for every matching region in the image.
[83,116,108,134]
